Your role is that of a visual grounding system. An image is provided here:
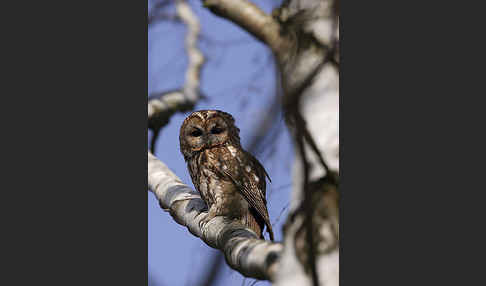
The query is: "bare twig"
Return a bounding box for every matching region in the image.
[296,112,337,184]
[273,202,290,225]
[280,42,338,286]
[282,54,328,112]
[148,0,206,152]
[282,52,337,183]
[295,118,319,286]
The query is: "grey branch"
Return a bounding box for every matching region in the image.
[201,0,291,56]
[148,152,282,281]
[148,0,205,123]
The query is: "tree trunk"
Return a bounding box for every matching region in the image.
[271,0,339,285]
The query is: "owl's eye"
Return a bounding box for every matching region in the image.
[211,127,224,134]
[191,129,203,137]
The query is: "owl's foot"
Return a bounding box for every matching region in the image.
[199,208,218,228]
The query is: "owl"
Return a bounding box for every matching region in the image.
[179,110,274,241]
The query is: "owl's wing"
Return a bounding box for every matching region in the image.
[246,151,271,195]
[216,148,274,241]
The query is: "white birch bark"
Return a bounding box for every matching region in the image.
[276,64,339,286]
[148,152,283,281]
[274,1,339,285]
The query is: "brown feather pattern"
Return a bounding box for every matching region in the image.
[180,110,274,241]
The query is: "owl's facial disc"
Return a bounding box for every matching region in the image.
[205,120,228,148]
[184,125,206,152]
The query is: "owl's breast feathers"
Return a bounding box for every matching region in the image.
[189,145,274,241]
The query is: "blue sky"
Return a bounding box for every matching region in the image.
[148,1,292,285]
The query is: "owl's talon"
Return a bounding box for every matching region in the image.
[199,209,217,228]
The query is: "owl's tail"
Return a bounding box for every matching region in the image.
[246,208,274,241]
[266,221,275,241]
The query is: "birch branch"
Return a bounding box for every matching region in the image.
[148,152,283,281]
[148,0,205,124]
[201,0,291,55]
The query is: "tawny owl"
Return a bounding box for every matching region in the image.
[179,110,274,241]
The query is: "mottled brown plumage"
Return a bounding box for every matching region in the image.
[179,110,274,241]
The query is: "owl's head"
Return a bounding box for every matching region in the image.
[179,110,241,160]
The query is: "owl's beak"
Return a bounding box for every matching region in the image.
[206,134,219,148]
[206,134,214,146]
